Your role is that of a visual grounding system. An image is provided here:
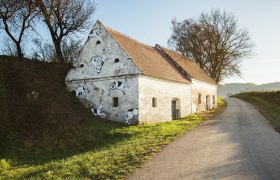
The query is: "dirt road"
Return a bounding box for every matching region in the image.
[128,98,280,180]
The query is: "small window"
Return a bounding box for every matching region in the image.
[152,97,157,107]
[96,40,101,45]
[213,95,215,104]
[114,58,119,63]
[198,93,201,104]
[113,97,118,107]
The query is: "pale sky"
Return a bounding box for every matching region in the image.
[0,1,279,84]
[93,0,280,84]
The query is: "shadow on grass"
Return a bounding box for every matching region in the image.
[0,57,132,166]
[0,96,227,179]
[0,118,132,166]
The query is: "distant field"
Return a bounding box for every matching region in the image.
[233,91,280,132]
[218,82,280,97]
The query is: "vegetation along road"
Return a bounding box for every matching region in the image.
[128,98,280,180]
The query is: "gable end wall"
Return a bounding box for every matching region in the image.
[65,22,141,124]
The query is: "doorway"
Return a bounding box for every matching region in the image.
[206,95,211,110]
[171,98,180,120]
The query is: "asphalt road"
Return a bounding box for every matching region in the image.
[128,98,280,180]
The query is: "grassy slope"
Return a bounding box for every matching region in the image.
[233,91,280,131]
[0,56,227,179]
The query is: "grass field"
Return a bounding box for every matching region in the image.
[0,56,226,179]
[233,91,280,132]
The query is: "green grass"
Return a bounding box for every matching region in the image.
[0,98,226,179]
[0,56,227,179]
[233,91,280,132]
[0,117,199,179]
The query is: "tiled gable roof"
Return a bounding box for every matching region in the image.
[157,45,218,85]
[97,21,216,85]
[101,23,190,84]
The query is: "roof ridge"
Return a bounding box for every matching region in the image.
[156,44,196,64]
[154,45,192,81]
[102,23,153,49]
[157,44,218,85]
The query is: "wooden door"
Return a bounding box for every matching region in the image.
[206,95,210,110]
[172,100,176,120]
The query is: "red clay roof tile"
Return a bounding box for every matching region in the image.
[158,45,218,85]
[103,24,190,83]
[99,21,216,85]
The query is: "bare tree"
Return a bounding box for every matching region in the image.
[0,0,38,60]
[34,0,95,63]
[168,9,254,83]
[1,37,17,56]
[31,38,56,62]
[31,37,82,63]
[61,38,83,63]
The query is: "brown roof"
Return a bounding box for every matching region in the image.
[158,45,218,85]
[101,23,190,83]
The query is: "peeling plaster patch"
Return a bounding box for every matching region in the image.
[114,67,124,75]
[108,78,129,96]
[123,57,131,65]
[113,57,132,75]
[125,108,139,125]
[93,86,105,95]
[71,57,81,68]
[90,27,103,37]
[72,85,90,97]
[91,103,106,118]
[86,27,104,43]
[66,65,87,81]
[89,54,109,74]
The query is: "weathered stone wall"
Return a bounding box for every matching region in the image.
[66,76,139,124]
[65,22,141,124]
[138,75,192,123]
[191,80,218,112]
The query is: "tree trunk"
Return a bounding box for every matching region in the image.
[54,40,65,63]
[16,43,24,61]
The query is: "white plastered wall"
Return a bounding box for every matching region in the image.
[191,79,218,112]
[138,75,192,123]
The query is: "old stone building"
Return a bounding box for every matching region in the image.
[65,20,218,124]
